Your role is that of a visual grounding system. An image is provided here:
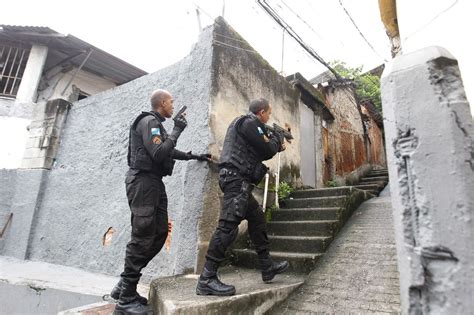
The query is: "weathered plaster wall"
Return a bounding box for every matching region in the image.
[382,46,473,314]
[37,68,117,104]
[0,98,14,116]
[194,18,301,270]
[21,27,214,280]
[322,85,368,184]
[209,18,301,185]
[361,105,386,168]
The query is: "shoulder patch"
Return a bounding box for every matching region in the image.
[152,135,162,145]
[257,126,264,135]
[151,127,161,136]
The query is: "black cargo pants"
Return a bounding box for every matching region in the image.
[205,169,270,264]
[120,172,168,286]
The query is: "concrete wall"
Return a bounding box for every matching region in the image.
[10,27,214,281]
[0,97,15,116]
[321,85,369,184]
[382,46,473,314]
[195,17,301,271]
[2,18,303,280]
[209,18,301,186]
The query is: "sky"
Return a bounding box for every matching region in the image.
[2,0,391,80]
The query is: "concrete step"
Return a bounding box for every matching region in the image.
[282,196,347,208]
[268,220,339,237]
[148,266,305,314]
[365,172,388,178]
[354,184,384,191]
[268,235,332,253]
[271,207,341,221]
[231,249,323,273]
[291,187,353,198]
[360,176,388,183]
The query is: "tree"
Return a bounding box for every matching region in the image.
[330,61,382,112]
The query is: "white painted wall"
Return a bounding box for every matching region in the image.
[0,117,30,169]
[37,68,116,103]
[397,0,474,116]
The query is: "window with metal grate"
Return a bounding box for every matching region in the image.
[0,43,30,98]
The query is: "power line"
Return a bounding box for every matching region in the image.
[279,0,323,40]
[404,0,458,40]
[257,0,342,80]
[338,0,388,62]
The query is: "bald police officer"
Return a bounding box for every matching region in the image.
[196,98,289,296]
[112,89,211,314]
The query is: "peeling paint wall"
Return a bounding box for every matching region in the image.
[195,18,302,270]
[321,85,368,184]
[382,46,473,314]
[209,18,301,186]
[361,105,387,168]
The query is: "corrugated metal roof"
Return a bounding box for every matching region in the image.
[0,25,147,84]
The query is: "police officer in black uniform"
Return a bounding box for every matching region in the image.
[196,98,289,296]
[112,89,211,314]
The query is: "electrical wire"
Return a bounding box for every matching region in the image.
[338,0,388,62]
[257,0,342,80]
[403,0,458,40]
[280,0,323,40]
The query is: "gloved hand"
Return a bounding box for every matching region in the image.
[186,151,212,161]
[168,114,188,144]
[195,153,212,161]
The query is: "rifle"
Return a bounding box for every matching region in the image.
[266,123,294,143]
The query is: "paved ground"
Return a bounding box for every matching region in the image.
[271,185,401,314]
[0,256,148,314]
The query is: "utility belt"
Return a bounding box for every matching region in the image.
[219,162,268,185]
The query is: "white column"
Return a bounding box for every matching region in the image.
[15,45,48,104]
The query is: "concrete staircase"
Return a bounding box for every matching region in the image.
[353,169,389,196]
[230,186,369,273]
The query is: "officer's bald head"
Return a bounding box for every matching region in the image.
[250,98,272,123]
[150,89,172,110]
[249,98,270,114]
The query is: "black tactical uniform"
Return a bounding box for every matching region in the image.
[112,110,204,313]
[196,112,289,296]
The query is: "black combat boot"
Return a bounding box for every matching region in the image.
[196,261,236,296]
[114,281,152,315]
[111,278,148,305]
[259,257,289,283]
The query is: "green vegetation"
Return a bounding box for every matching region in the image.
[330,60,382,112]
[325,180,339,188]
[278,181,294,200]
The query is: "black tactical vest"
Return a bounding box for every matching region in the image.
[219,113,263,177]
[127,111,175,176]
